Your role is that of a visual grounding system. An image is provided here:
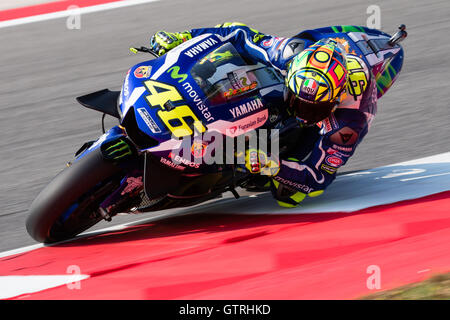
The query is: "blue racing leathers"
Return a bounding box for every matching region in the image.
[184,22,377,200]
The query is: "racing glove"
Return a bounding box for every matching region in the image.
[150,31,192,56]
[245,149,280,177]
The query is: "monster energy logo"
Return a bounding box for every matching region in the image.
[104,140,133,160]
[167,66,188,83]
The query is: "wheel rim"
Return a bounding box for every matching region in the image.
[48,177,121,241]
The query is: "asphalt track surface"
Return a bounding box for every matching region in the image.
[0,0,449,254]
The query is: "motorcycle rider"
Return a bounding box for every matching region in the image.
[150,22,377,208]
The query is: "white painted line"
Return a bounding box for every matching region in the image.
[0,275,90,299]
[0,244,44,259]
[417,269,431,274]
[385,151,450,166]
[0,0,160,29]
[400,172,450,182]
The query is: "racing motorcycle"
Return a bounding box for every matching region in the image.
[26,24,407,243]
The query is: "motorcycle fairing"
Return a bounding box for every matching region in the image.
[76,89,121,119]
[119,37,285,159]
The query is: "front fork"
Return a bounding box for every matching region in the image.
[75,125,144,220]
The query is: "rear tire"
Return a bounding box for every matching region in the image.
[26,148,123,243]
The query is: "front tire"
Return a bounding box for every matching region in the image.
[26,148,123,243]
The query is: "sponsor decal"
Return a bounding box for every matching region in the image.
[234,113,267,133]
[321,164,338,175]
[166,66,187,83]
[332,144,354,152]
[168,152,201,168]
[191,141,208,159]
[229,98,264,119]
[273,176,313,194]
[207,109,268,138]
[301,78,319,96]
[322,118,333,133]
[181,82,215,122]
[137,108,161,133]
[326,147,350,158]
[330,127,358,146]
[121,176,143,196]
[184,37,219,58]
[325,155,344,168]
[134,66,151,79]
[261,37,274,47]
[318,115,338,133]
[160,157,185,171]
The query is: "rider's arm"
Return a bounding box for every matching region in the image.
[273,78,378,197]
[274,109,369,193]
[152,22,304,73]
[188,22,301,73]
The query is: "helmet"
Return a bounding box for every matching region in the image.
[285,38,348,124]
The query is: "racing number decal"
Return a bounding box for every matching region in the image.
[158,105,205,137]
[346,57,368,100]
[144,80,183,107]
[143,80,206,137]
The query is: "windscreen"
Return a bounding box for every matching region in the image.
[190,43,284,106]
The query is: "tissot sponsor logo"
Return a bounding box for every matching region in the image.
[184,37,219,58]
[181,82,215,122]
[229,98,264,118]
[137,108,161,133]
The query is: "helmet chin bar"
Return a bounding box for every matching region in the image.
[287,90,337,125]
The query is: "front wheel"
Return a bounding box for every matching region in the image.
[26,148,123,243]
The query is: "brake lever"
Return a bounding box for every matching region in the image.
[129,46,159,58]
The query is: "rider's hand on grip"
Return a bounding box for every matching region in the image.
[150,31,192,56]
[245,149,280,177]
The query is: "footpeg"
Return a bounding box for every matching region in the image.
[98,207,112,222]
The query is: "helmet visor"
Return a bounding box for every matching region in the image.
[288,91,337,124]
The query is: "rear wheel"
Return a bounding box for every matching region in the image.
[26,148,123,243]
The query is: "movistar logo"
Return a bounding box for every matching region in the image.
[167,66,187,83]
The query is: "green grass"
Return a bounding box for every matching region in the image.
[361,273,450,300]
